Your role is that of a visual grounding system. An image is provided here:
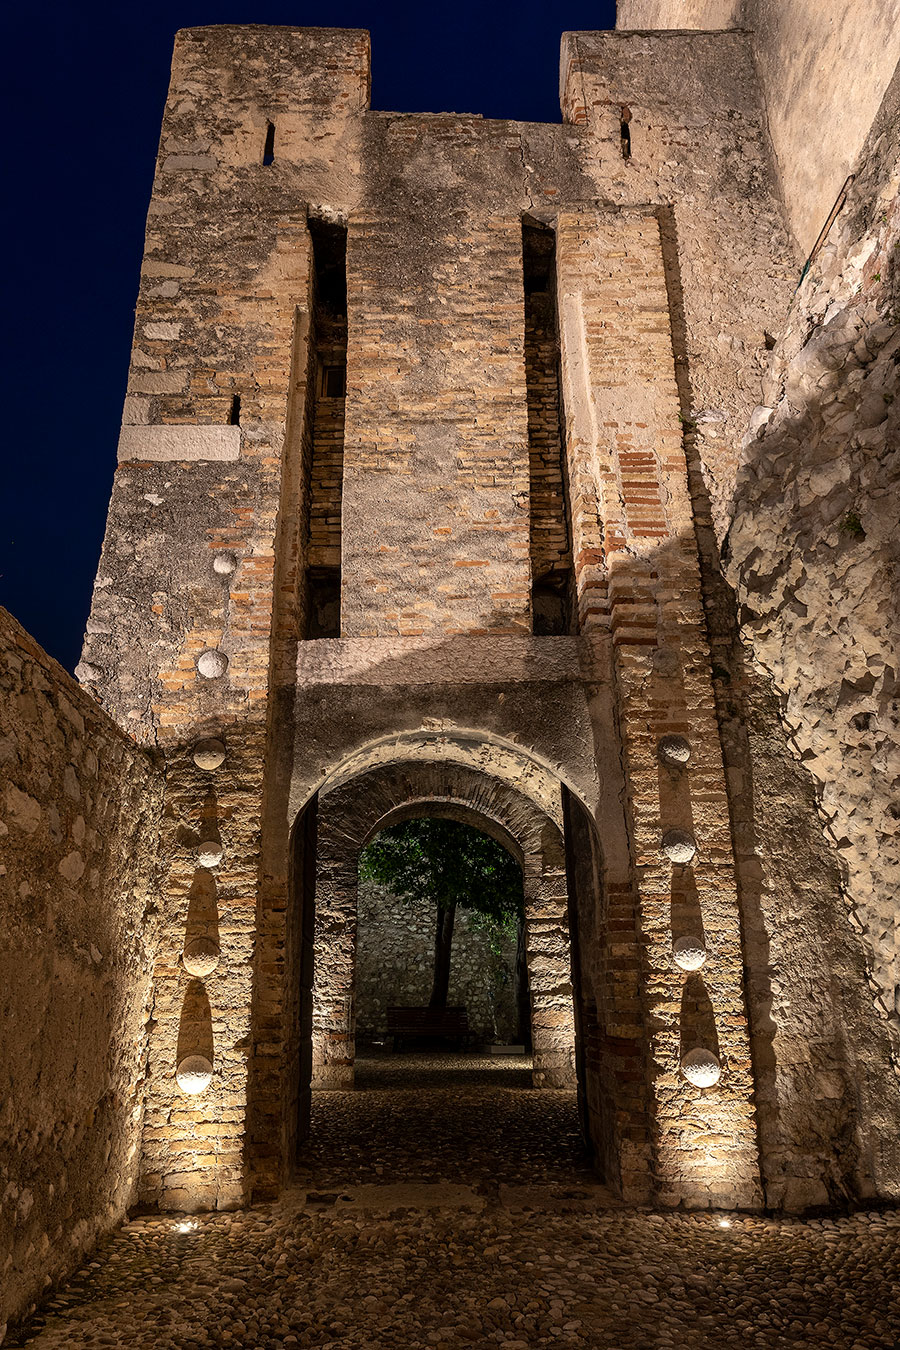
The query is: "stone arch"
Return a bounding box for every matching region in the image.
[309,760,577,1101]
[288,724,602,832]
[247,748,651,1207]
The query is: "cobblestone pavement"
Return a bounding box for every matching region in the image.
[8,1055,900,1349]
[297,1051,596,1188]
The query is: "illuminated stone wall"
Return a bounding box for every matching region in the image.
[615,1,900,255]
[77,26,369,1213]
[48,20,900,1241]
[355,883,519,1046]
[0,608,164,1334]
[725,67,900,1203]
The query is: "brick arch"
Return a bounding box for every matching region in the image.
[290,724,594,830]
[248,751,651,1210]
[319,759,561,862]
[311,760,577,1100]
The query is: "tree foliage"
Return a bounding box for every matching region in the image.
[359,816,524,924]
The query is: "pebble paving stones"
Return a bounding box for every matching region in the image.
[8,1055,900,1349]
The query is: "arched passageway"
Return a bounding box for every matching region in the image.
[247,754,653,1203]
[305,762,577,1100]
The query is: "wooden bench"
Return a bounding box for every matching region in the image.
[386,1006,469,1050]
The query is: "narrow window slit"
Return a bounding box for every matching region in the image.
[263,122,276,166]
[228,394,241,425]
[522,217,576,636]
[620,105,632,160]
[303,217,348,639]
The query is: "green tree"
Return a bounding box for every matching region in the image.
[359,817,524,1010]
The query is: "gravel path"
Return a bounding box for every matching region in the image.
[8,1055,900,1349]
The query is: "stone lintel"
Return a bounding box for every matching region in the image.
[295,635,600,688]
[117,424,241,462]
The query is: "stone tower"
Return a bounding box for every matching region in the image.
[4,9,900,1321]
[74,18,900,1213]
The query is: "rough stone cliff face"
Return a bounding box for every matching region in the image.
[726,74,900,1073]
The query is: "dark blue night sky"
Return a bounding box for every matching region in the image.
[2,1,616,671]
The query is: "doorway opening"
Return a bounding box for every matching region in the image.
[287,772,593,1187]
[356,816,529,1058]
[260,754,648,1202]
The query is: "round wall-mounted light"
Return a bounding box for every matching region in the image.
[197,649,228,679]
[673,936,707,971]
[182,937,221,978]
[197,841,223,869]
[662,829,697,864]
[192,738,226,771]
[681,1048,721,1087]
[658,735,691,766]
[213,551,238,577]
[176,1055,213,1095]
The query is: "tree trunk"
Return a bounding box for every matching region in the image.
[429,901,456,1009]
[515,918,532,1049]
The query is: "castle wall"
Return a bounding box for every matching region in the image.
[556,207,761,1206]
[76,26,370,1213]
[564,28,900,1206]
[560,28,796,531]
[341,119,532,637]
[0,609,164,1334]
[616,2,741,28]
[65,19,899,1216]
[749,2,900,254]
[725,66,900,1201]
[615,2,900,256]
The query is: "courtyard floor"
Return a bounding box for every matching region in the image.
[8,1054,900,1349]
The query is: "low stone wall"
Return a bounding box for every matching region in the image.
[355,881,519,1045]
[0,608,164,1335]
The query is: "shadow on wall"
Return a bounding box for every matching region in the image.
[658,190,900,1207]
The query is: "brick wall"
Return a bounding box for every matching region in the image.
[340,118,532,637]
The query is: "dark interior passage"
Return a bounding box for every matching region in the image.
[296,1051,594,1189]
[523,218,575,636]
[294,812,593,1190]
[304,218,347,638]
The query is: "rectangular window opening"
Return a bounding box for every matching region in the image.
[306,567,341,639]
[302,216,348,640]
[228,393,241,425]
[321,364,346,399]
[522,217,576,636]
[263,122,276,166]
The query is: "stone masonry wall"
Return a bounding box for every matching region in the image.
[557,209,761,1207]
[340,118,532,637]
[725,68,900,1198]
[563,28,900,1208]
[355,881,518,1045]
[616,2,900,257]
[561,29,797,534]
[77,25,370,1212]
[0,608,164,1335]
